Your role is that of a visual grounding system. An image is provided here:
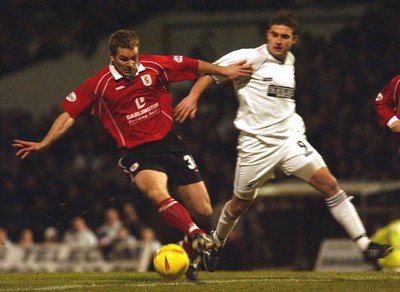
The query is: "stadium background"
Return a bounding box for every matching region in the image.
[1,0,400,270]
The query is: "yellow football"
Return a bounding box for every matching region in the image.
[153,243,189,279]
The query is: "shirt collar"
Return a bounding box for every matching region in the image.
[265,44,286,64]
[109,62,146,80]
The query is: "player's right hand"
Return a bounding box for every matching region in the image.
[174,96,198,123]
[12,140,45,159]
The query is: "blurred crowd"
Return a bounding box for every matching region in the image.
[0,0,386,76]
[0,203,162,256]
[1,1,400,270]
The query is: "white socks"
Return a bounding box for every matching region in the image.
[325,190,370,252]
[213,201,241,246]
[214,191,370,252]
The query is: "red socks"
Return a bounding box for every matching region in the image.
[157,197,202,236]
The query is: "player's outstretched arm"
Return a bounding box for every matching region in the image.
[174,75,214,124]
[197,60,252,80]
[13,111,75,159]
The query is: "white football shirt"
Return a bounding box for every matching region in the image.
[212,44,300,145]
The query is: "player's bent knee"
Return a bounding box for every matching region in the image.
[234,187,258,200]
[293,159,326,181]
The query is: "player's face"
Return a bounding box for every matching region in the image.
[111,46,139,79]
[266,25,297,61]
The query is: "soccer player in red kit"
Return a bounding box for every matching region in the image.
[13,29,252,281]
[375,75,400,134]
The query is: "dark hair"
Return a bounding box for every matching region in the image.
[269,10,300,36]
[108,29,140,56]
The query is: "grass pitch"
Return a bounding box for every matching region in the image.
[0,270,399,291]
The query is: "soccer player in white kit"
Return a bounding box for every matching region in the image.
[174,9,393,270]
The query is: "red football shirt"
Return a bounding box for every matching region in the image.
[62,55,199,149]
[375,75,400,127]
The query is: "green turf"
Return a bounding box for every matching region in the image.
[0,270,399,291]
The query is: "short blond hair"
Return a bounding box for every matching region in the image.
[108,29,140,56]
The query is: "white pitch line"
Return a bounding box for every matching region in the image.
[0,278,330,291]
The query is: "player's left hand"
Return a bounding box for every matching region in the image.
[225,60,253,80]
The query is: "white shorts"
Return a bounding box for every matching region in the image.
[234,132,326,200]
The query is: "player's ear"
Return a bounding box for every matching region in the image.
[292,35,298,44]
